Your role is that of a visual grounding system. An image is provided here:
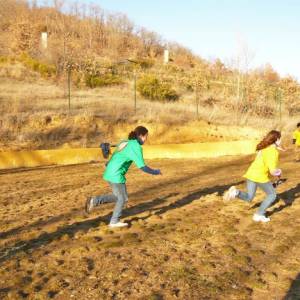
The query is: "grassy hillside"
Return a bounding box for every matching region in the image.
[0,77,266,150]
[0,0,299,150]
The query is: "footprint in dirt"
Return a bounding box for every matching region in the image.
[122,232,141,245]
[85,257,95,272]
[34,284,43,292]
[18,290,30,299]
[231,214,261,234]
[21,275,33,286]
[47,290,59,298]
[58,279,70,289]
[55,259,64,266]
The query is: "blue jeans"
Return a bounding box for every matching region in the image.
[238,180,277,216]
[93,182,128,224]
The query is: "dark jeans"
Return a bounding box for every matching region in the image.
[93,182,128,224]
[238,179,277,215]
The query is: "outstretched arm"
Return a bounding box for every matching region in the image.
[140,165,162,175]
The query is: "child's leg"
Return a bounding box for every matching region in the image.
[93,183,118,206]
[256,182,277,216]
[110,183,128,224]
[237,180,257,202]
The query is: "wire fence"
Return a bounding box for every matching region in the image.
[64,64,289,125]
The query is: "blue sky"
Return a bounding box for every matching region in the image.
[65,1,300,79]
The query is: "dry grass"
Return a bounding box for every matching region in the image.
[0,76,298,150]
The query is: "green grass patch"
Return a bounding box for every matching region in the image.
[0,56,8,63]
[19,53,56,77]
[85,73,124,88]
[137,74,179,101]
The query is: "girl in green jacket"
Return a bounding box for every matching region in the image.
[85,126,162,228]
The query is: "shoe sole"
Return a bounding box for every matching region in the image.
[109,224,128,228]
[223,192,230,201]
[253,217,270,223]
[85,197,92,214]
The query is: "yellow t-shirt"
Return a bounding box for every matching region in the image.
[293,130,300,146]
[244,144,279,183]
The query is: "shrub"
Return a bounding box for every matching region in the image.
[19,53,56,77]
[85,73,123,88]
[137,59,155,69]
[0,56,8,63]
[137,75,179,101]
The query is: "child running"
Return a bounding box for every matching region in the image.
[223,130,282,223]
[292,122,300,162]
[85,126,162,228]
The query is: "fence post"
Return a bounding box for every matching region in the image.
[195,83,199,119]
[274,87,282,123]
[68,66,71,113]
[133,72,137,114]
[237,73,240,101]
[278,88,282,122]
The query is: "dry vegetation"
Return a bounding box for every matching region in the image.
[0,0,299,150]
[0,77,267,150]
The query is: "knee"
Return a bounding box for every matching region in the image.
[247,193,256,202]
[119,194,128,205]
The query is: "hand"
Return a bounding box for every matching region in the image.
[271,168,282,177]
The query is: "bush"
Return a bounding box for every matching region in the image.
[137,75,179,101]
[85,73,123,88]
[137,59,155,69]
[0,56,8,63]
[19,53,56,77]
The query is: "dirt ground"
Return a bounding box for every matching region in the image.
[0,152,299,300]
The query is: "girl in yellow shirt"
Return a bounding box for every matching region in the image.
[292,122,300,161]
[223,130,282,223]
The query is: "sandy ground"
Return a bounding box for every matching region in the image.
[0,153,299,299]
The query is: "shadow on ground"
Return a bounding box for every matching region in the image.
[249,184,300,217]
[0,180,242,263]
[284,273,300,300]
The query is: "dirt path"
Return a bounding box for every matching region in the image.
[0,153,299,299]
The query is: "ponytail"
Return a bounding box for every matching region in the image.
[256,130,281,151]
[128,126,148,140]
[128,131,138,140]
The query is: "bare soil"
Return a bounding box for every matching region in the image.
[0,153,299,299]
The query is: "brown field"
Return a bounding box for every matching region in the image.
[0,152,299,299]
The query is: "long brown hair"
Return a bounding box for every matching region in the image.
[256,130,281,151]
[128,126,148,140]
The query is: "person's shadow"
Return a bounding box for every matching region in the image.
[284,272,300,300]
[268,183,300,217]
[250,184,300,217]
[0,180,242,264]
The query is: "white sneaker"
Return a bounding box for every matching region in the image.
[253,214,270,223]
[109,222,128,228]
[223,186,238,201]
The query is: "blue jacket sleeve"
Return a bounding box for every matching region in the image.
[140,165,160,175]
